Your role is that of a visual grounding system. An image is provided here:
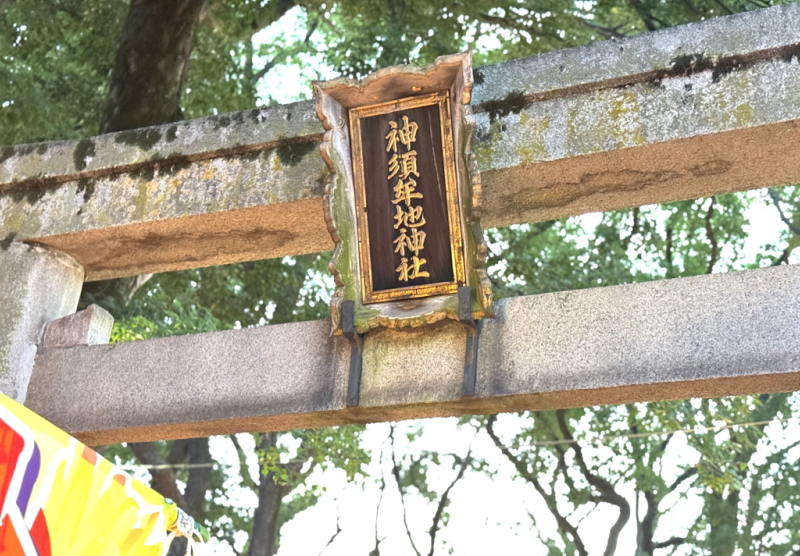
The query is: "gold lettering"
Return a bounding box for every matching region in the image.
[398,116,418,148]
[392,178,422,207]
[393,205,426,229]
[393,227,426,257]
[388,151,419,180]
[388,153,400,180]
[385,116,419,153]
[399,150,419,180]
[395,255,429,282]
[396,257,411,281]
[385,121,400,153]
[386,116,427,283]
[411,255,429,279]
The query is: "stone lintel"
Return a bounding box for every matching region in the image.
[1,5,800,280]
[26,263,800,445]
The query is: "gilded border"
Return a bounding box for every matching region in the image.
[349,91,466,304]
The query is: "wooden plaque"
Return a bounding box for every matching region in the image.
[351,92,464,303]
[315,53,492,334]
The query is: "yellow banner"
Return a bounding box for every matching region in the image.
[0,393,203,556]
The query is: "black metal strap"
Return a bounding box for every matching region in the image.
[341,300,364,407]
[458,286,480,398]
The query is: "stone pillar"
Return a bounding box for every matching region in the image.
[0,241,83,402]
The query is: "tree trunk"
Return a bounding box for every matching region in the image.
[707,490,740,556]
[100,0,206,133]
[129,438,210,556]
[248,433,287,556]
[166,438,213,556]
[636,491,657,555]
[82,0,208,307]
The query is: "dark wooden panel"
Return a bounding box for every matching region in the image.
[359,104,454,293]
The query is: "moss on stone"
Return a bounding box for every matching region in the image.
[610,92,646,147]
[733,103,753,127]
[0,146,15,165]
[669,53,715,77]
[483,90,528,123]
[515,113,550,164]
[114,128,162,151]
[780,43,800,64]
[276,140,317,168]
[134,181,149,221]
[8,185,46,206]
[73,138,96,172]
[76,178,96,206]
[0,232,16,250]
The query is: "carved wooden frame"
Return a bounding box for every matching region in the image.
[314,52,492,334]
[349,91,466,303]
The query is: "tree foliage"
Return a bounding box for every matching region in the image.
[3,0,800,553]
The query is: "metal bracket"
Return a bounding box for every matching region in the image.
[342,300,364,407]
[458,286,481,398]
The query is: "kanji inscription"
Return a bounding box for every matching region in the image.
[315,52,493,332]
[350,92,465,303]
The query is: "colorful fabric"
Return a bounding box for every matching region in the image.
[0,393,197,556]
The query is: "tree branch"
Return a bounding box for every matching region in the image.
[317,510,342,556]
[579,18,631,39]
[208,0,296,42]
[556,410,630,556]
[667,467,697,493]
[428,438,475,556]
[250,54,284,85]
[704,196,718,274]
[390,425,423,556]
[665,226,674,273]
[129,441,187,508]
[624,207,641,246]
[248,433,283,556]
[710,0,735,15]
[478,12,565,43]
[183,438,212,516]
[775,245,794,266]
[486,415,588,556]
[653,536,686,549]
[677,0,700,15]
[371,438,390,556]
[768,188,800,237]
[166,438,189,464]
[627,0,659,31]
[230,434,258,492]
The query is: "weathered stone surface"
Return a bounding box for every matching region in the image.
[360,322,467,407]
[27,264,800,445]
[476,264,800,410]
[0,242,83,402]
[2,5,800,280]
[28,320,350,443]
[41,304,114,349]
[470,2,800,106]
[0,102,320,187]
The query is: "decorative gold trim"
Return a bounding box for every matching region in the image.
[349,91,466,304]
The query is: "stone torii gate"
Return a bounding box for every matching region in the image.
[2,5,800,446]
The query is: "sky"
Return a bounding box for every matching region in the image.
[162,404,799,556]
[167,202,798,555]
[125,7,800,555]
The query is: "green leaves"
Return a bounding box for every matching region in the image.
[256,426,369,487]
[0,0,126,144]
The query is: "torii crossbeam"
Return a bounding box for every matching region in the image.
[2,4,800,444]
